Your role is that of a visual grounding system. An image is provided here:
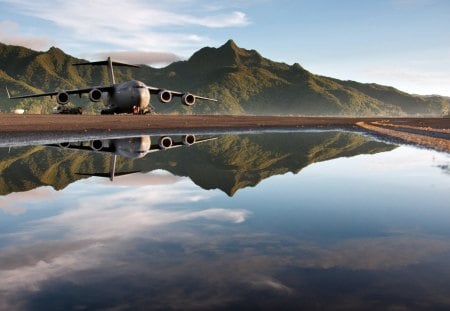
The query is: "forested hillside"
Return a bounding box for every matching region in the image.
[1,40,449,116]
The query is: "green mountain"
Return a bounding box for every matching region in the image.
[1,40,449,115]
[0,132,395,196]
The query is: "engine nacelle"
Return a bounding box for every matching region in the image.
[56,91,70,105]
[182,134,196,146]
[159,89,172,103]
[89,88,102,102]
[182,93,195,106]
[58,142,71,148]
[158,136,173,150]
[91,140,104,151]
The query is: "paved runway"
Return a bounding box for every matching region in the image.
[0,114,448,151]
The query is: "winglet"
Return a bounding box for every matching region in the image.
[5,87,11,99]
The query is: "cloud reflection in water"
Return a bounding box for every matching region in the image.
[0,147,449,310]
[0,169,250,309]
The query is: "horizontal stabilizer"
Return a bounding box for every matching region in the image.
[76,171,141,178]
[72,57,138,85]
[73,60,140,68]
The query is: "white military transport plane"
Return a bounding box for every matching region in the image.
[52,134,217,181]
[6,57,217,114]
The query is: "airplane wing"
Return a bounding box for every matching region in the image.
[46,137,217,154]
[147,86,218,103]
[147,136,218,153]
[45,143,116,154]
[6,85,114,100]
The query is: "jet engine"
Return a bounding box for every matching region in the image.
[182,93,195,106]
[91,140,104,151]
[182,134,196,146]
[159,89,172,103]
[56,91,70,105]
[158,136,173,150]
[89,88,102,102]
[58,142,71,148]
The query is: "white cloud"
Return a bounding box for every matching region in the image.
[17,174,249,241]
[0,186,56,216]
[0,172,250,306]
[1,0,249,59]
[364,67,450,96]
[94,51,181,66]
[193,11,249,28]
[32,201,249,240]
[0,241,105,294]
[249,276,293,294]
[98,170,183,186]
[0,20,51,50]
[23,0,249,30]
[309,58,450,97]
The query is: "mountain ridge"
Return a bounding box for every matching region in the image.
[0,40,449,116]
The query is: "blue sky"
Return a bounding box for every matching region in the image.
[0,0,449,96]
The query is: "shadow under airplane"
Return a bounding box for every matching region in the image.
[47,134,216,181]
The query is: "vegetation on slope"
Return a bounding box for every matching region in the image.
[1,40,449,116]
[0,132,395,196]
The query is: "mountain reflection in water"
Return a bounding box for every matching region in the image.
[0,131,449,310]
[0,131,394,196]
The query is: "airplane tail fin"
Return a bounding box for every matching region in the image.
[109,154,117,181]
[73,57,140,85]
[76,154,140,181]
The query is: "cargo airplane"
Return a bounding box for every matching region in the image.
[6,57,217,114]
[53,134,216,181]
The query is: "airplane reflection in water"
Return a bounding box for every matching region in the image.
[49,134,216,181]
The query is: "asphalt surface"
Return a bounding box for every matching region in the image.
[0,114,448,151]
[0,114,448,133]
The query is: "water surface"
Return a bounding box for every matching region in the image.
[0,131,449,310]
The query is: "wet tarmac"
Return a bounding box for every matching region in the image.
[1,114,448,151]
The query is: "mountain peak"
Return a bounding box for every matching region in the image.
[217,39,251,59]
[221,39,239,51]
[215,39,243,63]
[214,39,267,66]
[186,39,246,70]
[47,46,66,56]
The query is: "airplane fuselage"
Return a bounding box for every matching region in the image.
[102,80,151,114]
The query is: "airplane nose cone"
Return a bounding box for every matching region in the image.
[115,136,151,159]
[138,85,150,111]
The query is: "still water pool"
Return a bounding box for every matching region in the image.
[0,131,449,310]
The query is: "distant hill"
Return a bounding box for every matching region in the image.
[1,40,449,116]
